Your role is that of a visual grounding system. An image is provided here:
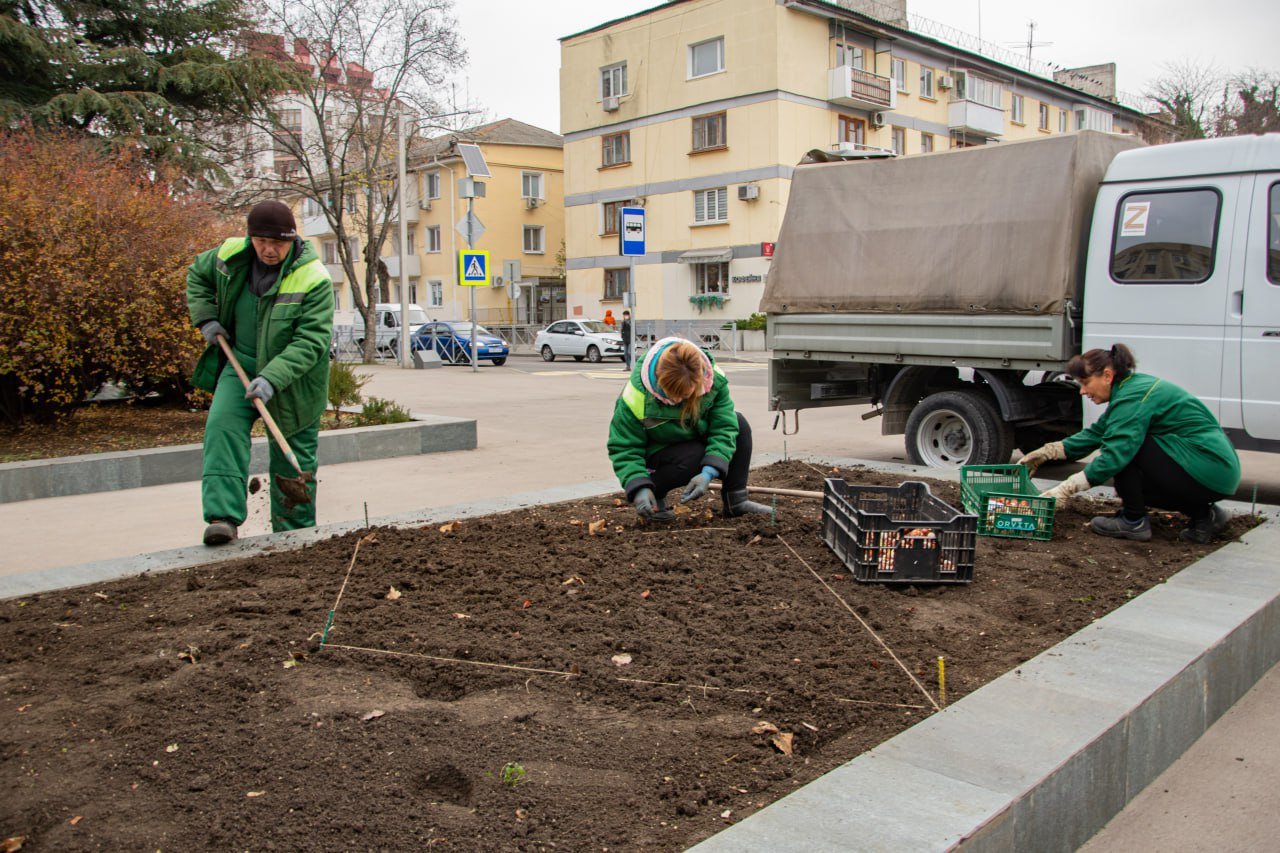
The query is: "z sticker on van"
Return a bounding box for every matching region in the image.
[1121,201,1150,237]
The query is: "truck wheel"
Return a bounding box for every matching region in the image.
[905,390,1014,468]
[541,345,556,362]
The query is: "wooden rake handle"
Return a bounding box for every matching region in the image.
[214,334,305,476]
[708,483,823,499]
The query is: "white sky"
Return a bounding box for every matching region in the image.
[450,0,1278,134]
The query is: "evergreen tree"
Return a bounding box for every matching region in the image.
[0,0,296,178]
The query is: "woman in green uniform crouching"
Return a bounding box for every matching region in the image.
[1021,343,1240,544]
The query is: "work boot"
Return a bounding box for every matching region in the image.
[202,520,238,546]
[1089,512,1151,542]
[723,489,773,518]
[1179,504,1229,545]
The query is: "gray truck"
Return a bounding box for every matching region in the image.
[765,131,1280,467]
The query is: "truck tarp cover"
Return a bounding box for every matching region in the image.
[761,131,1145,315]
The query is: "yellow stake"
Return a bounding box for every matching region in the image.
[938,656,946,708]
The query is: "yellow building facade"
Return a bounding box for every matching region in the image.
[306,119,566,327]
[559,0,1163,325]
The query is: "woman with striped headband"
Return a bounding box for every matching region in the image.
[607,337,772,521]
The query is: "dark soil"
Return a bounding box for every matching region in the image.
[0,402,363,462]
[0,461,1256,851]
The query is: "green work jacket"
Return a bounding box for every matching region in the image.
[607,355,738,500]
[1063,372,1241,496]
[187,237,334,438]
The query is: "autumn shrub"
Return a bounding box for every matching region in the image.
[0,127,234,426]
[328,360,371,424]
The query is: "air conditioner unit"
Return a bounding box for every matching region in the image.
[417,198,432,210]
[938,74,954,90]
[871,111,887,128]
[737,184,760,201]
[602,95,620,112]
[492,275,504,288]
[524,197,541,209]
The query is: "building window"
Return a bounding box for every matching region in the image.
[919,66,935,99]
[693,261,729,295]
[891,127,905,155]
[391,231,414,255]
[891,57,907,92]
[604,268,629,300]
[523,225,545,253]
[954,71,1002,108]
[921,132,934,153]
[600,61,627,99]
[276,108,302,150]
[1111,189,1220,284]
[429,279,443,308]
[425,226,441,253]
[345,194,358,214]
[1059,109,1068,132]
[424,171,440,199]
[521,172,544,200]
[693,187,728,224]
[602,131,630,167]
[1011,94,1024,124]
[838,115,866,147]
[347,237,360,260]
[835,41,864,70]
[1039,103,1050,130]
[332,282,342,310]
[322,240,339,264]
[602,200,624,236]
[688,37,724,79]
[692,112,727,151]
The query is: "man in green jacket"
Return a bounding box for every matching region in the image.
[187,201,334,545]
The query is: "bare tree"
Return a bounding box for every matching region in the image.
[213,0,475,361]
[1145,61,1222,141]
[1211,68,1280,137]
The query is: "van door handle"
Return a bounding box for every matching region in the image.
[1230,289,1244,316]
[1264,330,1280,338]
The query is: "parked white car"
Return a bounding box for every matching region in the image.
[534,319,625,363]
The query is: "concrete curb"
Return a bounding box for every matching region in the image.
[1,454,1274,853]
[0,413,476,504]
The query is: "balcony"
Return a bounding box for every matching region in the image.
[301,213,334,238]
[384,255,421,279]
[947,98,1005,138]
[324,263,345,283]
[827,66,897,111]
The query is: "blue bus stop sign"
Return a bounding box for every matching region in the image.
[619,207,645,257]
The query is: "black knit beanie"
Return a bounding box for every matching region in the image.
[246,201,298,240]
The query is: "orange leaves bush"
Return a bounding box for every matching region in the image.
[0,128,233,425]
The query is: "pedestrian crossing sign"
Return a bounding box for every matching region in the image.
[458,250,490,286]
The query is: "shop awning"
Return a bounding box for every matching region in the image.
[676,248,732,264]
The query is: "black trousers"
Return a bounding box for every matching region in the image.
[646,413,753,500]
[1112,436,1230,522]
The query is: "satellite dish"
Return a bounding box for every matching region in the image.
[456,142,491,178]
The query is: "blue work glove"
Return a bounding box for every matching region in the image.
[632,487,659,520]
[200,320,227,347]
[681,466,719,504]
[245,376,274,404]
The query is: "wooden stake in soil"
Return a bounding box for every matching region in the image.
[321,532,376,645]
[938,657,946,708]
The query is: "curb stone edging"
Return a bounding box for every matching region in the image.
[0,412,476,504]
[0,453,1274,852]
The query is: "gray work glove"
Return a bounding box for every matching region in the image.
[200,320,227,347]
[680,466,718,503]
[632,487,659,520]
[245,376,274,404]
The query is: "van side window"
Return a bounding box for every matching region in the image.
[1110,189,1220,284]
[1269,183,1280,285]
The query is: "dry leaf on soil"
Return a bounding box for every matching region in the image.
[770,732,795,756]
[588,519,607,535]
[611,653,632,667]
[385,586,402,601]
[246,791,266,798]
[751,721,779,735]
[438,521,459,534]
[360,710,386,722]
[2,837,26,852]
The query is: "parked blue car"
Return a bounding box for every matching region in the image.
[411,321,510,366]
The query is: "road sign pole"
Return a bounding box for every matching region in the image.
[467,195,478,373]
[619,206,646,368]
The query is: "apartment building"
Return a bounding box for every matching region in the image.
[559,0,1167,324]
[304,119,566,326]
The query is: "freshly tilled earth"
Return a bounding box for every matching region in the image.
[0,461,1252,851]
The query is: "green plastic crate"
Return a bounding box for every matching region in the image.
[960,464,1056,541]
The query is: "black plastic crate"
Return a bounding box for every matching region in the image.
[821,479,977,584]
